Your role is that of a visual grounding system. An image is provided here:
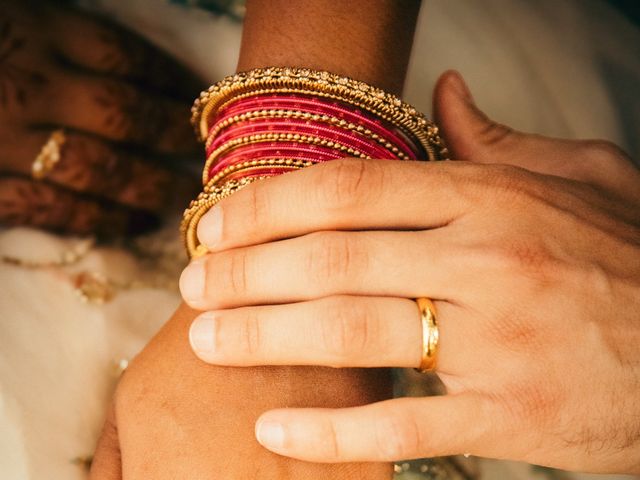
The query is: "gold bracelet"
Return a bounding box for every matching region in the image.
[191,67,448,161]
[181,176,268,257]
[203,131,370,184]
[206,158,313,188]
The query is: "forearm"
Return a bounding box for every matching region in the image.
[94,3,423,478]
[111,304,393,479]
[232,0,421,471]
[238,0,421,95]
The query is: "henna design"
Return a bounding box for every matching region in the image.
[95,28,190,92]
[93,81,170,144]
[95,29,136,78]
[92,80,195,153]
[0,175,130,236]
[0,18,46,109]
[47,134,171,211]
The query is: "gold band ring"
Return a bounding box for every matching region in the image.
[31,129,66,180]
[415,297,439,373]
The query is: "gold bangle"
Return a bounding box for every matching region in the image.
[206,158,313,187]
[181,176,267,257]
[191,67,448,161]
[203,131,370,184]
[183,158,312,257]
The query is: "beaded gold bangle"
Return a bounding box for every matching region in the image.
[181,175,267,257]
[191,67,448,161]
[206,158,313,187]
[203,131,370,184]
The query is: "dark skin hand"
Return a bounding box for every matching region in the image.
[91,1,420,478]
[0,0,202,236]
[92,304,393,479]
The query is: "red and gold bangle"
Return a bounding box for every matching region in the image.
[191,67,448,161]
[181,67,449,258]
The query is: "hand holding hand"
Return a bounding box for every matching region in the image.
[181,72,640,473]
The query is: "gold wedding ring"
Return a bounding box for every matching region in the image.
[415,297,439,373]
[32,129,66,180]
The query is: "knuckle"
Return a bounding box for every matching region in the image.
[314,158,380,211]
[308,232,367,286]
[484,164,531,202]
[319,297,377,358]
[477,119,513,147]
[494,380,560,430]
[55,136,117,192]
[579,140,635,183]
[238,308,261,355]
[324,418,342,460]
[243,181,268,235]
[374,412,422,460]
[501,239,555,279]
[486,304,546,352]
[484,236,560,287]
[95,29,132,76]
[582,139,629,163]
[224,249,250,298]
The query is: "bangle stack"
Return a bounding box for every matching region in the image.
[181,67,449,258]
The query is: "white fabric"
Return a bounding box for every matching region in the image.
[1,1,638,478]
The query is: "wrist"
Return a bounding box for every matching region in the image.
[113,303,394,479]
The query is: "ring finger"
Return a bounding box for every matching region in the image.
[40,72,195,154]
[188,295,473,376]
[3,128,176,212]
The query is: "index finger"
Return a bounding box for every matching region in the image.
[196,158,473,252]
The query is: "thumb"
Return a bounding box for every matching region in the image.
[432,71,640,202]
[433,70,522,164]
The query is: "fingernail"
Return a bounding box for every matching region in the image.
[190,312,217,354]
[448,70,474,103]
[198,205,223,248]
[256,419,285,450]
[179,257,206,304]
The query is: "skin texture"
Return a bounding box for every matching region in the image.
[237,0,421,95]
[91,71,640,477]
[0,0,201,236]
[181,72,640,473]
[91,303,393,479]
[91,1,420,478]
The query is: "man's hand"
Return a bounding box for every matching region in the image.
[180,72,640,473]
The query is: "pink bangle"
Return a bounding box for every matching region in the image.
[210,143,345,180]
[207,119,394,159]
[183,67,448,258]
[209,94,420,158]
[203,93,427,184]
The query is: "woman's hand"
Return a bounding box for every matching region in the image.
[0,0,201,236]
[89,303,392,480]
[180,72,640,473]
